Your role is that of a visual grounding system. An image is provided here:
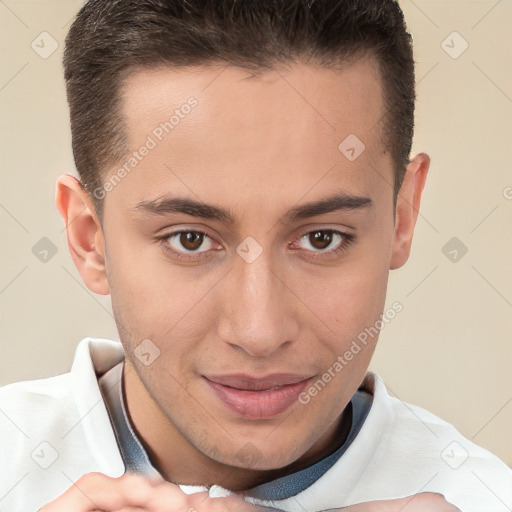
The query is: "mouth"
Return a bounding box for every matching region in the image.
[203,373,312,420]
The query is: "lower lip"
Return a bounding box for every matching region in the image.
[205,378,309,420]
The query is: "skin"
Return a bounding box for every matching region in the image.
[38,473,459,512]
[50,57,448,510]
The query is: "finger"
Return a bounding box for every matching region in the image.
[40,472,169,511]
[101,509,146,512]
[148,490,258,512]
[146,489,210,510]
[39,473,114,511]
[205,495,268,512]
[102,473,185,510]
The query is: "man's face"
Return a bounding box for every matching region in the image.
[100,58,396,471]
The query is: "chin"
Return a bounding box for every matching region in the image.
[220,439,304,471]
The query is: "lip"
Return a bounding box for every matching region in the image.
[203,373,311,420]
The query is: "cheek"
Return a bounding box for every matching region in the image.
[106,241,221,359]
[296,255,389,342]
[106,231,182,319]
[290,263,388,424]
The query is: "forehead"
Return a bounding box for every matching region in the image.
[108,58,389,215]
[120,57,384,145]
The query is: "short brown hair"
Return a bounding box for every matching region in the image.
[63,0,415,219]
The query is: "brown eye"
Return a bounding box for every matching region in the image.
[308,230,334,250]
[295,229,352,257]
[180,231,204,251]
[159,229,222,262]
[165,230,216,255]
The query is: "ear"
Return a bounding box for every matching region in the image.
[55,174,110,295]
[390,153,430,270]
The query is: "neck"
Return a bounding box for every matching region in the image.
[122,360,352,491]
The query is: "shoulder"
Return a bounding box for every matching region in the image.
[362,372,512,509]
[0,371,90,510]
[336,492,461,511]
[0,336,120,438]
[0,371,77,440]
[0,337,125,511]
[0,336,124,448]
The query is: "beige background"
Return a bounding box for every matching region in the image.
[0,1,511,465]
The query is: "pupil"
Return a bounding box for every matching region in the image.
[310,230,333,250]
[180,232,203,251]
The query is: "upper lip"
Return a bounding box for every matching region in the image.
[204,373,311,391]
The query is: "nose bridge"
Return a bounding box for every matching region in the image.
[218,248,295,357]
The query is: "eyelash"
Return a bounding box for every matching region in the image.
[156,228,356,262]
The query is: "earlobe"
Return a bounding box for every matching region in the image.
[389,153,430,270]
[55,174,110,295]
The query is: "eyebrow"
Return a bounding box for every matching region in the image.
[132,192,373,225]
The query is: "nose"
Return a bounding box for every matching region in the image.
[217,247,299,358]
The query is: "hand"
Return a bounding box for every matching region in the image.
[328,493,460,512]
[38,472,263,512]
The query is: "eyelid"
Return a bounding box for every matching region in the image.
[156,227,221,262]
[294,223,355,237]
